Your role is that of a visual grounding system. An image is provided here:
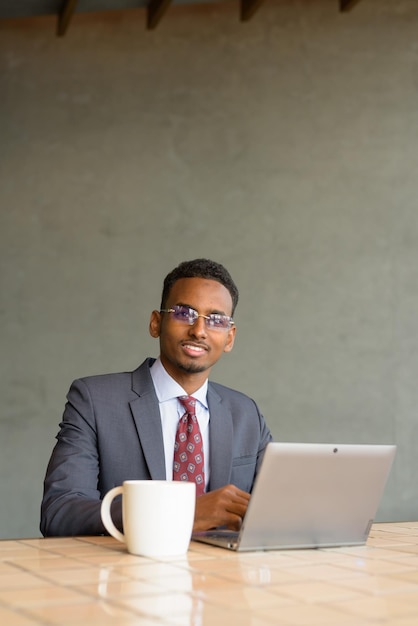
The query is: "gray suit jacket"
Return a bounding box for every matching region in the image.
[40,358,272,536]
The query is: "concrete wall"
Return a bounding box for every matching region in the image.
[1,0,418,538]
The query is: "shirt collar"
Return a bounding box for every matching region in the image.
[150,357,208,409]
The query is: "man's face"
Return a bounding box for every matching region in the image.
[149,277,236,385]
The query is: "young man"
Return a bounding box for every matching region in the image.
[40,259,272,536]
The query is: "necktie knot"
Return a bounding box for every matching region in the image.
[178,395,197,416]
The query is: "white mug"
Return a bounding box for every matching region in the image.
[100,480,196,557]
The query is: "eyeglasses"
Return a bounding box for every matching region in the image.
[160,305,234,330]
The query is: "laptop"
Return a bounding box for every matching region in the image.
[192,442,396,552]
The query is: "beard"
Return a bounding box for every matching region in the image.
[174,358,209,375]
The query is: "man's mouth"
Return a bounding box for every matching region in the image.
[181,343,208,355]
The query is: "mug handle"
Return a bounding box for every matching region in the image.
[101,486,125,543]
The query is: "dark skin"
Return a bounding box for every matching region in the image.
[149,277,250,532]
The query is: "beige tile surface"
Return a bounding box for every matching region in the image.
[2,524,418,625]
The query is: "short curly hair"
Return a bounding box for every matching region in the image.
[160,258,239,314]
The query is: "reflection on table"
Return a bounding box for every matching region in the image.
[1,522,418,625]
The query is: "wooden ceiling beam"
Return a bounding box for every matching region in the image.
[57,0,78,36]
[241,0,264,22]
[339,0,363,11]
[147,0,173,29]
[55,1,360,35]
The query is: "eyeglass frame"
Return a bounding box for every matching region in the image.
[160,305,235,330]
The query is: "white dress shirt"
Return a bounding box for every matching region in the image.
[150,357,210,489]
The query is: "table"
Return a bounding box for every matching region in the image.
[2,523,418,625]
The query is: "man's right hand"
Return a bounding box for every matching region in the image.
[192,484,250,533]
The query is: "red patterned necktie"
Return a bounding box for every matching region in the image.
[173,396,205,496]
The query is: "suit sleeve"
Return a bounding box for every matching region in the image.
[255,408,273,476]
[40,379,122,537]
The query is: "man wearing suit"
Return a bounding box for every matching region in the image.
[41,258,272,536]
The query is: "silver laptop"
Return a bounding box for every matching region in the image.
[192,442,396,552]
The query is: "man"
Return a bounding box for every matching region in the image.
[40,258,272,536]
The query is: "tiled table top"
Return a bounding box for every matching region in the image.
[2,522,418,625]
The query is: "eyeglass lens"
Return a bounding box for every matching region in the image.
[164,306,233,329]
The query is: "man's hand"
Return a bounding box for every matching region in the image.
[193,484,250,533]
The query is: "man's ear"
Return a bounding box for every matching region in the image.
[149,310,161,338]
[223,325,236,353]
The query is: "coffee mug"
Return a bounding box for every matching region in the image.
[101,480,196,557]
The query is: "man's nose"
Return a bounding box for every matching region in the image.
[189,315,207,337]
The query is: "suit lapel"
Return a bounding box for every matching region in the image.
[129,359,166,480]
[207,384,233,490]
